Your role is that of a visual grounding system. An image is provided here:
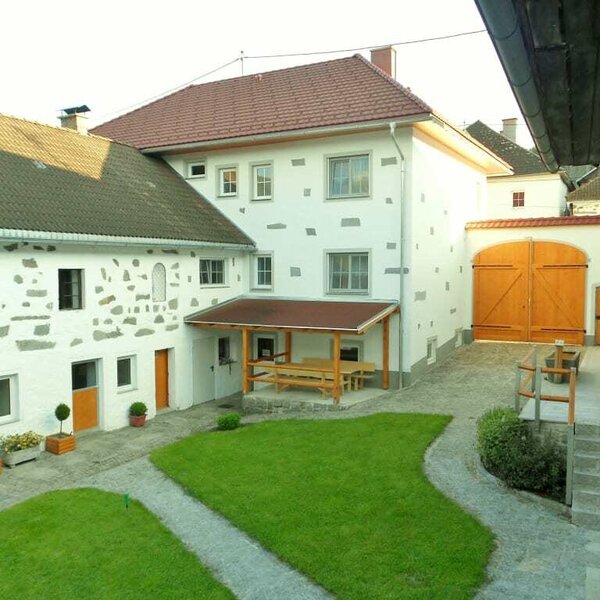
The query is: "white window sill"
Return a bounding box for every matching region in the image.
[199,284,230,289]
[217,194,238,199]
[117,385,137,395]
[0,415,19,426]
[326,290,369,296]
[325,194,371,201]
[186,175,207,181]
[252,197,273,202]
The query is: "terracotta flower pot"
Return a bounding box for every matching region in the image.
[45,434,76,455]
[129,414,147,428]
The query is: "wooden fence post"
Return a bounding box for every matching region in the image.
[514,362,522,412]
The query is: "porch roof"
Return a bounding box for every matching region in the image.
[185,297,398,334]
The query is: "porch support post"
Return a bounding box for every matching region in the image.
[285,331,292,362]
[382,316,390,390]
[242,327,250,394]
[333,332,341,404]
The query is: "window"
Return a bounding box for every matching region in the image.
[218,337,231,365]
[328,252,369,293]
[328,154,369,198]
[58,269,83,310]
[187,161,206,178]
[254,254,273,289]
[117,356,136,389]
[427,337,437,365]
[152,263,166,302]
[0,376,16,423]
[256,336,276,359]
[512,191,525,207]
[72,361,97,391]
[339,341,362,361]
[218,167,237,196]
[252,164,273,200]
[200,259,225,285]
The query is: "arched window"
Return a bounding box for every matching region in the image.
[152,263,166,302]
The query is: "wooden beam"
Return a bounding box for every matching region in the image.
[242,328,250,394]
[333,332,341,404]
[382,316,389,390]
[285,331,292,362]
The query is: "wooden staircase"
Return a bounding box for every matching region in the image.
[572,423,600,529]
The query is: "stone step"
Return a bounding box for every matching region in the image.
[574,435,600,453]
[574,452,600,472]
[573,489,600,511]
[572,507,600,530]
[573,469,600,487]
[576,424,600,438]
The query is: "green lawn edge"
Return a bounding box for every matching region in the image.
[0,488,233,600]
[151,413,494,600]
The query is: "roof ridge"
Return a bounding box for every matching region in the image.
[352,53,432,113]
[0,111,136,150]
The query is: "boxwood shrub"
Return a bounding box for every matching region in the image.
[217,412,241,431]
[477,407,566,501]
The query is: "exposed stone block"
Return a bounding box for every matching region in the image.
[154,315,165,323]
[93,328,123,341]
[290,267,301,277]
[291,158,305,166]
[136,294,150,301]
[26,289,47,297]
[110,305,124,315]
[446,282,450,291]
[4,243,18,252]
[123,317,136,325]
[95,286,103,293]
[381,157,397,166]
[33,245,44,251]
[162,249,178,254]
[134,307,140,314]
[239,208,246,214]
[123,270,130,281]
[70,338,83,347]
[16,339,56,351]
[414,291,427,301]
[303,188,311,197]
[101,268,107,280]
[450,308,457,314]
[11,315,50,321]
[46,245,56,252]
[127,285,135,291]
[171,263,179,269]
[169,283,180,287]
[14,275,23,284]
[434,267,439,273]
[99,295,116,305]
[191,298,199,307]
[112,259,120,266]
[22,302,30,307]
[93,318,99,326]
[168,299,178,309]
[0,326,9,337]
[430,227,434,235]
[153,306,159,313]
[341,218,360,227]
[403,267,410,274]
[211,298,218,305]
[34,324,50,336]
[386,197,393,204]
[132,259,140,267]
[166,324,179,331]
[135,328,155,337]
[384,267,401,274]
[22,258,37,268]
[104,319,113,325]
[45,302,53,310]
[306,228,316,236]
[386,242,397,249]
[267,223,287,229]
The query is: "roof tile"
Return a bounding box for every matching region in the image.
[466,215,600,229]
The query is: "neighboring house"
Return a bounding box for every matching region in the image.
[0,113,254,436]
[568,172,600,215]
[93,48,509,388]
[466,119,569,219]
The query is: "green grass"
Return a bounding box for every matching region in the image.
[0,488,233,600]
[152,414,494,600]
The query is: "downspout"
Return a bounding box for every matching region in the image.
[389,122,406,388]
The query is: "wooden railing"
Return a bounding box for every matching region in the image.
[514,348,577,506]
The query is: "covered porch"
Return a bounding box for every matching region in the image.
[185,297,399,405]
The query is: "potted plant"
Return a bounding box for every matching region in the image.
[129,402,148,427]
[45,403,76,455]
[0,431,44,467]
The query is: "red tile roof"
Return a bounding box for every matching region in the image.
[466,215,600,229]
[185,298,398,333]
[91,55,432,150]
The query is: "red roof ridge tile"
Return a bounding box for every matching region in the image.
[466,215,600,229]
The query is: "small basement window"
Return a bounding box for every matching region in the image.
[512,191,525,208]
[218,337,232,365]
[117,356,136,389]
[426,337,437,365]
[58,269,83,310]
[187,161,206,178]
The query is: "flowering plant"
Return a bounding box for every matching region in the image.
[0,431,44,453]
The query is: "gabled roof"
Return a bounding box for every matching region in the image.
[91,55,432,150]
[0,114,253,246]
[568,171,600,202]
[466,120,548,176]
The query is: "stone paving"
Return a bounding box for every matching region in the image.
[1,341,598,598]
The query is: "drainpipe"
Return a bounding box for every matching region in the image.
[389,122,407,388]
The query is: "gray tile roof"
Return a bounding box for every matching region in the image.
[0,113,254,246]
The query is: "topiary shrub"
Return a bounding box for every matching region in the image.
[477,407,566,501]
[217,412,241,431]
[54,403,71,436]
[129,402,148,417]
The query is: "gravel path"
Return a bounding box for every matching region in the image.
[78,457,331,600]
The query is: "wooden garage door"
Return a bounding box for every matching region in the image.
[473,241,586,344]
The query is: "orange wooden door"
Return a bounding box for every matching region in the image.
[473,241,586,344]
[472,241,530,341]
[72,388,98,432]
[155,349,169,410]
[529,242,586,344]
[596,287,600,345]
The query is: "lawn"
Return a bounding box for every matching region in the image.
[0,488,233,600]
[152,413,494,600]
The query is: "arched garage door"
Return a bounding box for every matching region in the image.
[473,241,587,344]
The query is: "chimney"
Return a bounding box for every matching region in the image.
[501,117,517,143]
[59,105,90,135]
[370,46,396,79]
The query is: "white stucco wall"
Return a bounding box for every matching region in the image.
[484,174,567,219]
[466,226,600,341]
[404,130,488,373]
[0,242,247,436]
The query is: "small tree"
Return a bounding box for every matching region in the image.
[55,403,70,436]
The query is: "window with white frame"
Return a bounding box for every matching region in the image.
[58,269,83,310]
[254,254,273,289]
[218,167,237,196]
[252,164,273,200]
[187,161,206,179]
[117,356,136,389]
[328,154,369,198]
[218,336,232,365]
[152,263,166,302]
[200,259,225,285]
[0,375,17,423]
[512,191,525,207]
[427,337,437,365]
[328,252,369,293]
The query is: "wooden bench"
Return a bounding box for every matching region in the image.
[252,362,343,396]
[302,357,376,390]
